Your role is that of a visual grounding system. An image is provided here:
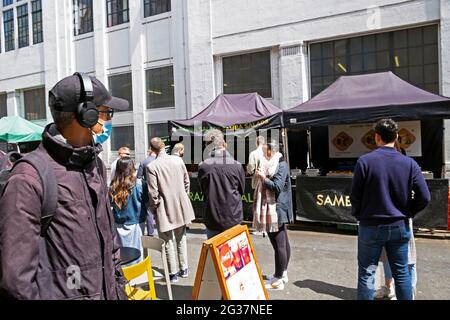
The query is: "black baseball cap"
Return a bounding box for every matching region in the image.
[48,74,129,111]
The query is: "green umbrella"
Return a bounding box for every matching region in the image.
[0,116,44,143]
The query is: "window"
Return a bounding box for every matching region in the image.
[17,3,29,48]
[310,25,439,96]
[222,51,272,98]
[144,0,170,18]
[0,93,7,118]
[3,0,13,7]
[146,66,174,109]
[111,125,135,151]
[106,0,129,27]
[24,87,46,121]
[31,0,43,44]
[148,122,169,140]
[73,0,93,36]
[3,9,14,51]
[108,73,133,112]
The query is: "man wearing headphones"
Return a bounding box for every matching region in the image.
[0,73,129,300]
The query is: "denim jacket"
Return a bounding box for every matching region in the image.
[111,179,148,225]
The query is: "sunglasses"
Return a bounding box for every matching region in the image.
[98,109,114,120]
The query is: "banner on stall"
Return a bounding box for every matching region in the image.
[192,225,268,300]
[295,176,448,229]
[328,121,421,158]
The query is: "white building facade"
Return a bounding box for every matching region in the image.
[0,0,449,172]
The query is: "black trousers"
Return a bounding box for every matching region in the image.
[268,223,291,278]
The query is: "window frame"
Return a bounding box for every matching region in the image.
[31,0,43,44]
[145,65,175,110]
[16,3,29,48]
[0,92,7,118]
[3,9,15,51]
[143,0,171,18]
[110,125,135,152]
[73,0,93,36]
[221,50,273,99]
[108,72,133,112]
[2,0,13,7]
[147,122,169,140]
[106,0,129,28]
[308,24,440,97]
[23,87,46,121]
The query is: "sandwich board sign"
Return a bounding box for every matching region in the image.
[192,224,268,300]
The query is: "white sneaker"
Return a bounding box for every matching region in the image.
[374,285,396,299]
[267,277,285,290]
[266,274,288,284]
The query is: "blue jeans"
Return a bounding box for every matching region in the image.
[357,224,412,300]
[383,261,417,290]
[206,228,222,239]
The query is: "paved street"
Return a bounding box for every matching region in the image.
[148,223,450,300]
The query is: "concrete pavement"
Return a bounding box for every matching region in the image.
[148,223,450,300]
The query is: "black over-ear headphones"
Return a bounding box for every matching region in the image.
[74,72,99,128]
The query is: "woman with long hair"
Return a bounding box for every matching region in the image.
[110,157,148,265]
[254,141,294,290]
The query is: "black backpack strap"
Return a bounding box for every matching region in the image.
[16,149,58,236]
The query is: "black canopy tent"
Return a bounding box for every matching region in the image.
[284,71,450,128]
[169,93,283,137]
[283,72,450,174]
[283,71,450,229]
[168,93,285,169]
[168,93,284,222]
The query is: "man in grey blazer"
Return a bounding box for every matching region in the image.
[145,137,195,282]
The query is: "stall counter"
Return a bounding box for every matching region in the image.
[295,175,448,229]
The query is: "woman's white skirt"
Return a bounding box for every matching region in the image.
[116,222,145,266]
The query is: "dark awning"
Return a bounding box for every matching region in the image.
[284,72,450,128]
[169,93,283,136]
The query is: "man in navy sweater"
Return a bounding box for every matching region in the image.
[350,118,430,300]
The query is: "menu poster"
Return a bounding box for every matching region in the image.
[328,121,421,158]
[192,225,268,300]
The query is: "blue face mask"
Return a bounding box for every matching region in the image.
[94,120,113,144]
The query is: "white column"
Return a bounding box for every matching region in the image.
[6,91,19,116]
[92,0,108,84]
[279,42,305,110]
[92,0,110,162]
[440,0,450,178]
[184,0,215,117]
[129,0,146,163]
[172,0,189,120]
[42,0,60,123]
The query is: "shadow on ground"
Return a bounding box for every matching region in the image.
[294,279,357,300]
[153,282,193,300]
[186,228,207,236]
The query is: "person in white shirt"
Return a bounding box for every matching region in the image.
[247,136,266,190]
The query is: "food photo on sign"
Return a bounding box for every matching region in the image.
[218,234,252,280]
[217,232,266,300]
[328,121,421,158]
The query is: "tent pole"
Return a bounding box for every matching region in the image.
[282,128,290,168]
[442,121,446,179]
[307,128,314,169]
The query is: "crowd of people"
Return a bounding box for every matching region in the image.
[0,73,431,300]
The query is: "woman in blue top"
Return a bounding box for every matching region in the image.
[110,157,148,265]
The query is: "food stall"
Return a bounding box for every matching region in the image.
[168,92,284,221]
[283,71,450,229]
